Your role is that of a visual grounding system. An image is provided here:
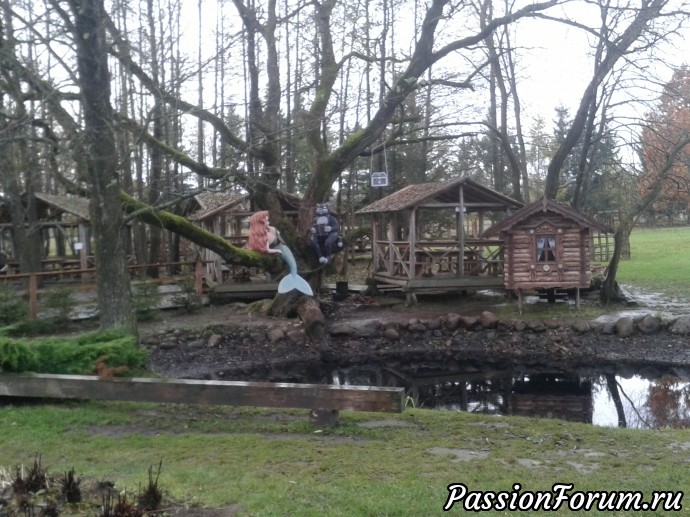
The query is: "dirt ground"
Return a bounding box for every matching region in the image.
[139,291,690,384]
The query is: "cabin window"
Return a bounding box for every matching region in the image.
[536,235,556,262]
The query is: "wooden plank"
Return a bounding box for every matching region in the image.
[0,374,405,413]
[212,281,278,293]
[407,276,504,289]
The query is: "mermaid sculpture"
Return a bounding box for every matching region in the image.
[246,211,313,296]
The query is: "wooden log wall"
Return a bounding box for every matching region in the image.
[504,215,593,290]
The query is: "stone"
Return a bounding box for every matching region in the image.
[544,319,560,329]
[445,313,463,330]
[601,322,616,335]
[267,328,285,342]
[526,320,546,333]
[330,320,381,337]
[427,320,441,331]
[207,334,222,347]
[479,311,498,329]
[408,322,427,332]
[670,316,690,335]
[286,330,305,344]
[614,317,635,337]
[383,328,400,341]
[637,314,662,335]
[459,316,479,329]
[513,320,527,331]
[571,320,590,333]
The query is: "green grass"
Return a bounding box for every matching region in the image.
[617,226,690,300]
[2,401,690,515]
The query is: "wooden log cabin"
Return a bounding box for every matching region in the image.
[483,197,610,309]
[355,178,523,303]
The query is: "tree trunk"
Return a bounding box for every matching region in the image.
[73,0,137,336]
[600,225,630,304]
[605,374,627,428]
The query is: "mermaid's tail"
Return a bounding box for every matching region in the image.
[275,243,313,296]
[278,274,314,296]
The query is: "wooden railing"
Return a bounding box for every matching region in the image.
[373,239,505,279]
[0,258,206,319]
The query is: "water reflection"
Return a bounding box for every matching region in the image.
[336,367,690,429]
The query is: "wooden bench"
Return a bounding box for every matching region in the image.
[0,374,405,426]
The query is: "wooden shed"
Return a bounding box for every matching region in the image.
[356,178,523,303]
[483,197,609,307]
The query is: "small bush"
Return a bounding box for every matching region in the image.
[171,276,201,313]
[0,338,37,373]
[133,282,160,321]
[0,319,61,337]
[0,330,147,374]
[43,286,76,327]
[0,286,28,325]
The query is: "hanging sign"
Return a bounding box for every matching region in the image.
[370,171,388,187]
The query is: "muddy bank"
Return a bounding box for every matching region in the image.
[142,306,690,384]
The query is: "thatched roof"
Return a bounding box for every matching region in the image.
[355,177,523,214]
[484,197,610,237]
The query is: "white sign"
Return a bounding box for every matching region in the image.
[371,171,388,187]
[74,242,83,250]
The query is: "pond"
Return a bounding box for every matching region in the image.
[335,366,690,429]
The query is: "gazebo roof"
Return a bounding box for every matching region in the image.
[484,197,610,237]
[189,190,303,221]
[34,192,91,221]
[189,191,248,221]
[355,177,523,214]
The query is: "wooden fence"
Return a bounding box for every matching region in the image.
[0,258,206,319]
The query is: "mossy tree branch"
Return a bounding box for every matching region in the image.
[120,192,283,274]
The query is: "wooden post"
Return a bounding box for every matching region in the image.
[387,217,395,275]
[409,207,417,279]
[28,273,38,319]
[458,185,465,277]
[78,223,89,271]
[195,255,204,297]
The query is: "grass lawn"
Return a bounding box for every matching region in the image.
[617,226,690,301]
[2,401,690,516]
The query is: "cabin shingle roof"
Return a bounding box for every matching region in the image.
[483,197,610,236]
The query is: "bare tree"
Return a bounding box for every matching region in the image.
[69,0,137,334]
[544,0,684,198]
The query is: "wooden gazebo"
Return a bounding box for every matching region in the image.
[483,197,610,308]
[356,178,523,303]
[0,192,93,271]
